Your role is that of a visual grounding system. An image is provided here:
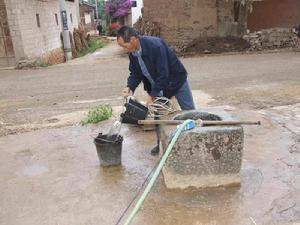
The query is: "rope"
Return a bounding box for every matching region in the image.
[148,97,177,118]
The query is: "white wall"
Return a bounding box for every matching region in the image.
[131,0,143,25]
[5,0,79,60]
[84,12,92,24]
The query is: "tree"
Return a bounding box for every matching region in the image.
[87,0,105,19]
[105,0,132,19]
[96,0,106,20]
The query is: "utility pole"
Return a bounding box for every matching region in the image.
[59,0,72,61]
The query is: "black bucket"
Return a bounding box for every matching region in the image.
[120,98,148,124]
[94,133,123,167]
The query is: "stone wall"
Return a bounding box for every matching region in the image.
[4,0,78,63]
[243,28,298,51]
[217,0,247,37]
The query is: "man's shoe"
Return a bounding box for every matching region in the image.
[150,145,160,156]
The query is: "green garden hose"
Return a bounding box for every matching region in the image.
[123,119,194,225]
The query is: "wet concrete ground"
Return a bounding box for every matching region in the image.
[0,104,299,225]
[0,44,300,225]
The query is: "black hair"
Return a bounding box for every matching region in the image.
[117,26,138,43]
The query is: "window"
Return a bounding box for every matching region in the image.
[36,14,40,27]
[234,2,240,22]
[131,1,137,7]
[55,13,59,25]
[70,13,73,24]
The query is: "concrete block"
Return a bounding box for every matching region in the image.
[159,109,244,189]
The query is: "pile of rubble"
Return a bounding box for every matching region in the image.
[243,28,298,51]
[16,59,38,69]
[181,36,250,56]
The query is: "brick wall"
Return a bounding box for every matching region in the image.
[248,0,300,32]
[5,0,78,62]
[143,0,218,48]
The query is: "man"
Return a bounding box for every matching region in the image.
[97,22,103,36]
[117,26,195,155]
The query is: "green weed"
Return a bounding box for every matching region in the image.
[82,104,112,125]
[77,39,104,57]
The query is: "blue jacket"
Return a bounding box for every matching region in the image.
[127,36,187,98]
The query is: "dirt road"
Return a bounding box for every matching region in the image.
[0,47,299,129]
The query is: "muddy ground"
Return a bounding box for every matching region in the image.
[183,36,250,55]
[0,44,299,225]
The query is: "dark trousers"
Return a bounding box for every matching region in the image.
[155,111,160,147]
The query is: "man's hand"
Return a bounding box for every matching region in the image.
[122,87,132,97]
[146,95,154,108]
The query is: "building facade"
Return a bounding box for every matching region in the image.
[142,0,249,50]
[79,1,96,31]
[142,0,300,51]
[131,0,143,25]
[0,0,79,68]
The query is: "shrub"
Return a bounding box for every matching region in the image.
[82,104,113,125]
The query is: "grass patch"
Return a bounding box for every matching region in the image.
[77,39,104,57]
[82,104,112,125]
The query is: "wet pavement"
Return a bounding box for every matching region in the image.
[0,120,157,225]
[0,104,299,225]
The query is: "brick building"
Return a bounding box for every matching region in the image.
[247,0,300,32]
[79,0,96,31]
[0,0,79,68]
[142,0,250,50]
